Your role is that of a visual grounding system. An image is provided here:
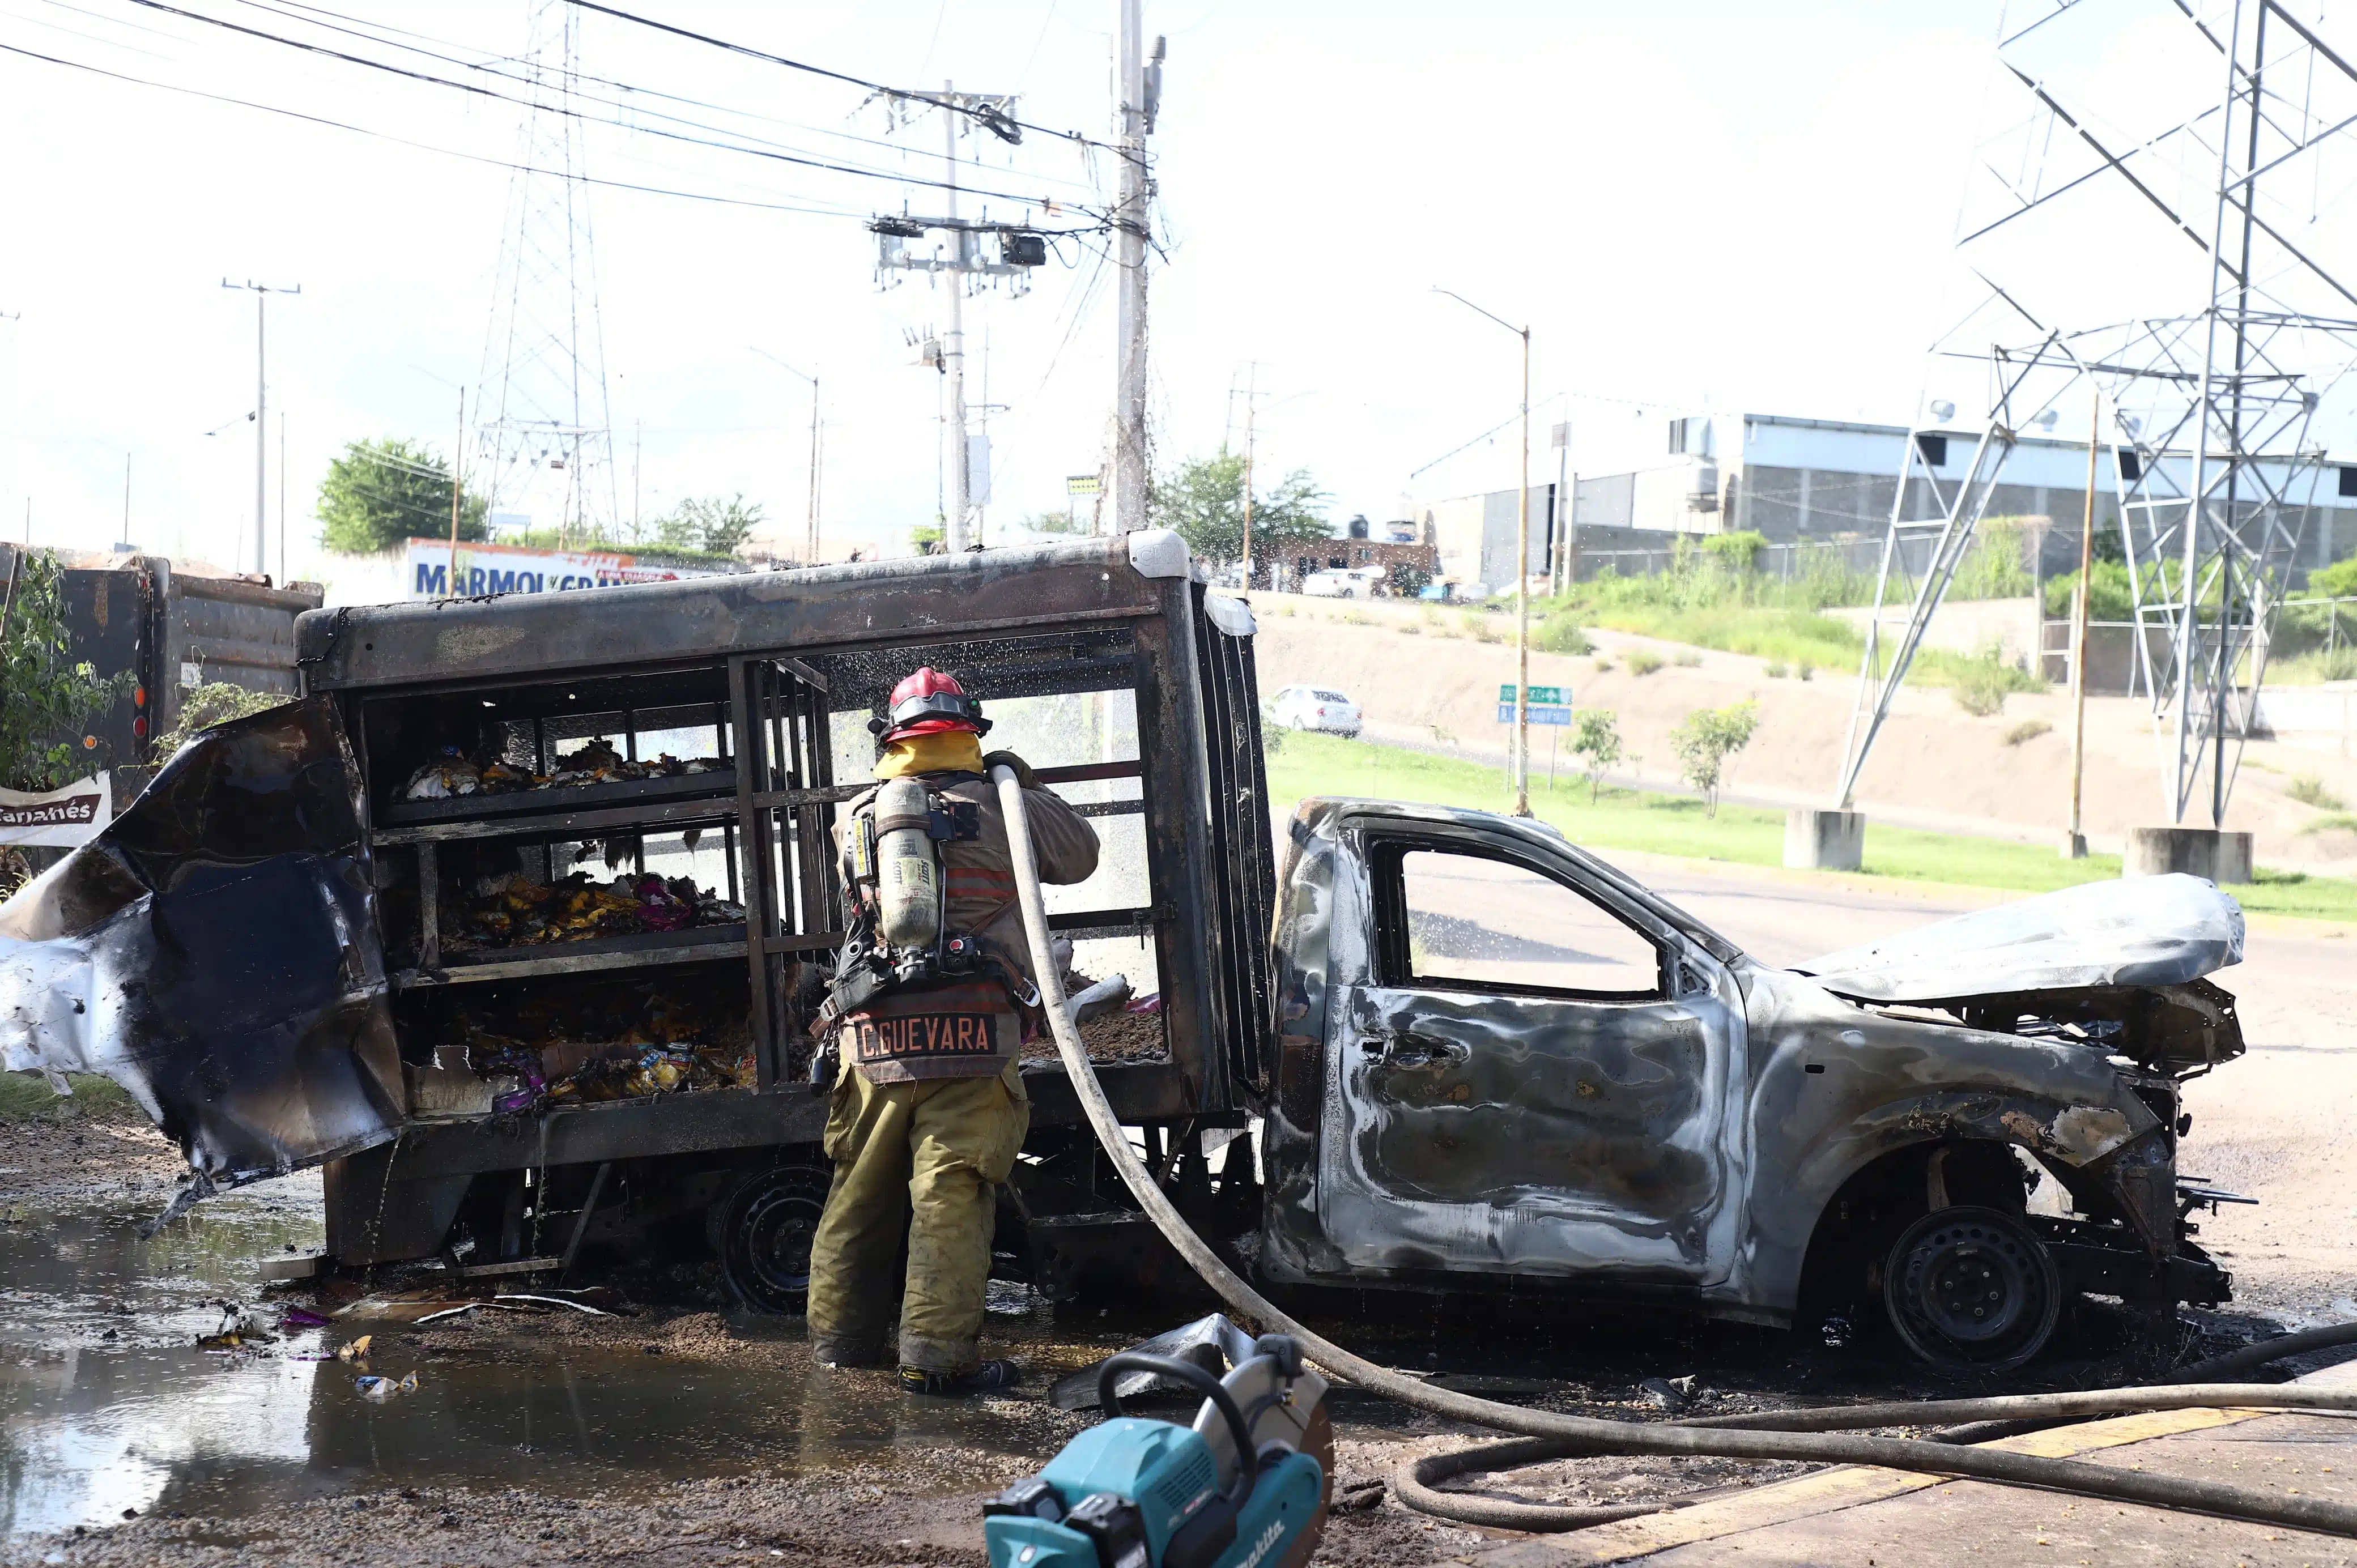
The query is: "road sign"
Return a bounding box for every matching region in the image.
[1499,683,1567,706]
[1498,704,1573,726]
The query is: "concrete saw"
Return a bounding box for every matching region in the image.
[983,1332,1333,1568]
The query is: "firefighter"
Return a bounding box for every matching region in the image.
[805,667,1099,1396]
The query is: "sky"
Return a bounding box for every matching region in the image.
[1,0,2349,583]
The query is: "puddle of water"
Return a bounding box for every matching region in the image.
[0,1184,1083,1536]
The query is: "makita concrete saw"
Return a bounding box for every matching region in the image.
[982,1332,1333,1568]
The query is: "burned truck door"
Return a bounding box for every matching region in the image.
[1313,815,1746,1286]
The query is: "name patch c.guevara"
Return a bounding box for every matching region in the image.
[850,1011,1000,1064]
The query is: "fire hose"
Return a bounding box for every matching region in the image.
[990,765,2357,1541]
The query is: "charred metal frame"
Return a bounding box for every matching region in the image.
[290,535,1269,1263]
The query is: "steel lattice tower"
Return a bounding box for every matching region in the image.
[1836,0,2357,826]
[473,0,618,546]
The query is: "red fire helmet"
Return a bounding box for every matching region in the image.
[873,666,992,744]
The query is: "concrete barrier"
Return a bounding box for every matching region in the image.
[2124,825,2253,884]
[1785,808,1866,872]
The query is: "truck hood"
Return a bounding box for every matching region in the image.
[1794,874,2245,1003]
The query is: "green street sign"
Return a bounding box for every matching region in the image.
[1499,684,1568,706]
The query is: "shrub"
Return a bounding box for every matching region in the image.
[1571,709,1623,804]
[2288,774,2347,810]
[1628,652,1665,677]
[1674,650,1701,668]
[2003,719,2052,747]
[1593,657,1614,673]
[1764,661,1787,679]
[1669,700,1760,816]
[1797,662,1814,681]
[1951,647,2038,717]
[1535,616,1592,655]
[151,681,288,758]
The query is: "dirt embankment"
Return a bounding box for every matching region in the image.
[1249,595,2357,872]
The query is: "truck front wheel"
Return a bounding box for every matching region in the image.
[1882,1204,2059,1373]
[711,1161,832,1314]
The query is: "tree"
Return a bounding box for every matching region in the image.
[0,551,126,791]
[1148,451,1333,581]
[1669,700,1759,817]
[654,493,764,557]
[317,437,488,554]
[1570,709,1623,804]
[1026,509,1086,536]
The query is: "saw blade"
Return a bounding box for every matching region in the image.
[1271,1401,1335,1568]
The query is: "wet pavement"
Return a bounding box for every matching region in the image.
[0,1177,1102,1537]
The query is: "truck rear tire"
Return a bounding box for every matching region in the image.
[712,1161,832,1314]
[1882,1204,2059,1373]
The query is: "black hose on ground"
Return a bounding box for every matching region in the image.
[993,767,2357,1543]
[2176,1320,2357,1383]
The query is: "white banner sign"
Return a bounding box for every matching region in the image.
[403,539,710,600]
[0,775,113,847]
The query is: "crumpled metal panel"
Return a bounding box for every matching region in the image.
[1796,874,2244,1004]
[0,698,401,1188]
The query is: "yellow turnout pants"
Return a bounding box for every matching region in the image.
[805,1059,1029,1371]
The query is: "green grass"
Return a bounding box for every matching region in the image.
[0,1071,140,1123]
[1263,731,2357,922]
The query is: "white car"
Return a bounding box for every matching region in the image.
[1300,567,1385,599]
[1271,684,1363,738]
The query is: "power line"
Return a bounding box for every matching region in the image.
[210,0,1107,199]
[564,0,1135,164]
[0,36,1007,223]
[114,0,1112,215]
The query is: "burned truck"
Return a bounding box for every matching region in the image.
[0,530,2247,1370]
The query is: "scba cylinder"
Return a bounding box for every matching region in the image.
[873,777,943,949]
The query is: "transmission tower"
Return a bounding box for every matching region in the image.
[473,0,618,547]
[1836,0,2357,828]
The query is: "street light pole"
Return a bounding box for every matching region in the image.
[750,347,822,563]
[1435,287,1534,817]
[221,279,300,577]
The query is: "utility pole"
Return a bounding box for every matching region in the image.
[1242,363,1257,590]
[1112,2,1160,533]
[222,279,300,577]
[1551,420,1573,597]
[632,417,641,544]
[2065,382,2100,859]
[941,79,972,551]
[1436,287,1534,817]
[121,454,131,548]
[750,347,823,564]
[447,389,466,596]
[278,413,287,583]
[868,91,1041,555]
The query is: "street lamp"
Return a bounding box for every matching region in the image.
[1434,286,1533,818]
[750,347,822,564]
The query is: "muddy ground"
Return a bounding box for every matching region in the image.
[0,1109,2318,1568]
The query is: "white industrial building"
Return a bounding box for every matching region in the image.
[1416,411,2357,591]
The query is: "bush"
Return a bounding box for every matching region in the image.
[1951,648,2039,717]
[1387,562,1432,598]
[1669,700,1760,816]
[1764,660,1787,678]
[1628,652,1665,677]
[151,681,287,758]
[2003,719,2052,747]
[2288,774,2347,810]
[1534,616,1592,655]
[1674,650,1701,667]
[1593,657,1614,673]
[1950,517,2034,601]
[1797,662,1814,681]
[2311,556,2357,598]
[2043,559,2138,620]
